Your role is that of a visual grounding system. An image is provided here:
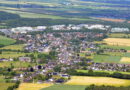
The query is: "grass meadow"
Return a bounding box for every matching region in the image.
[0,61,36,68]
[0,35,16,46]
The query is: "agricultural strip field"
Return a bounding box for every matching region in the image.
[43,84,86,90]
[0,44,26,59]
[77,70,130,75]
[18,83,53,90]
[103,38,130,46]
[0,44,25,50]
[0,7,96,21]
[120,57,130,63]
[0,35,16,46]
[108,33,130,38]
[0,61,36,68]
[0,83,15,90]
[100,45,130,50]
[93,54,121,63]
[65,76,130,87]
[0,51,25,59]
[80,43,130,63]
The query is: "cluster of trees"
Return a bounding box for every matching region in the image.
[0,67,16,79]
[37,51,57,63]
[67,69,130,79]
[85,84,130,90]
[33,73,52,82]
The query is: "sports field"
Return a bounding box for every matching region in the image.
[65,76,130,86]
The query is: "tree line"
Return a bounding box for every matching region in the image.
[67,69,130,79]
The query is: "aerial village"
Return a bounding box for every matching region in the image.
[0,23,130,84]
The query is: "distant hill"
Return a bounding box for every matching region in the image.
[6,0,130,4]
[1,0,130,20]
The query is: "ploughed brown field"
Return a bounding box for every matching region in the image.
[97,18,125,22]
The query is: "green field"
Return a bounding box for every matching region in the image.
[43,85,86,90]
[0,61,36,68]
[0,51,25,59]
[0,35,16,46]
[101,45,130,50]
[0,44,26,59]
[93,54,121,63]
[124,53,130,57]
[108,33,130,38]
[0,83,15,90]
[0,76,5,83]
[80,44,130,63]
[0,7,95,21]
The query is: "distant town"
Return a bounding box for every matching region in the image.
[0,24,129,34]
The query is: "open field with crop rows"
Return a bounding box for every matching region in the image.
[65,76,130,87]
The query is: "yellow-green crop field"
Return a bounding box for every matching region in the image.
[0,61,36,68]
[120,57,130,63]
[18,83,53,90]
[104,38,130,46]
[0,83,15,90]
[65,76,130,87]
[0,44,25,50]
[0,51,25,59]
[0,44,26,59]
